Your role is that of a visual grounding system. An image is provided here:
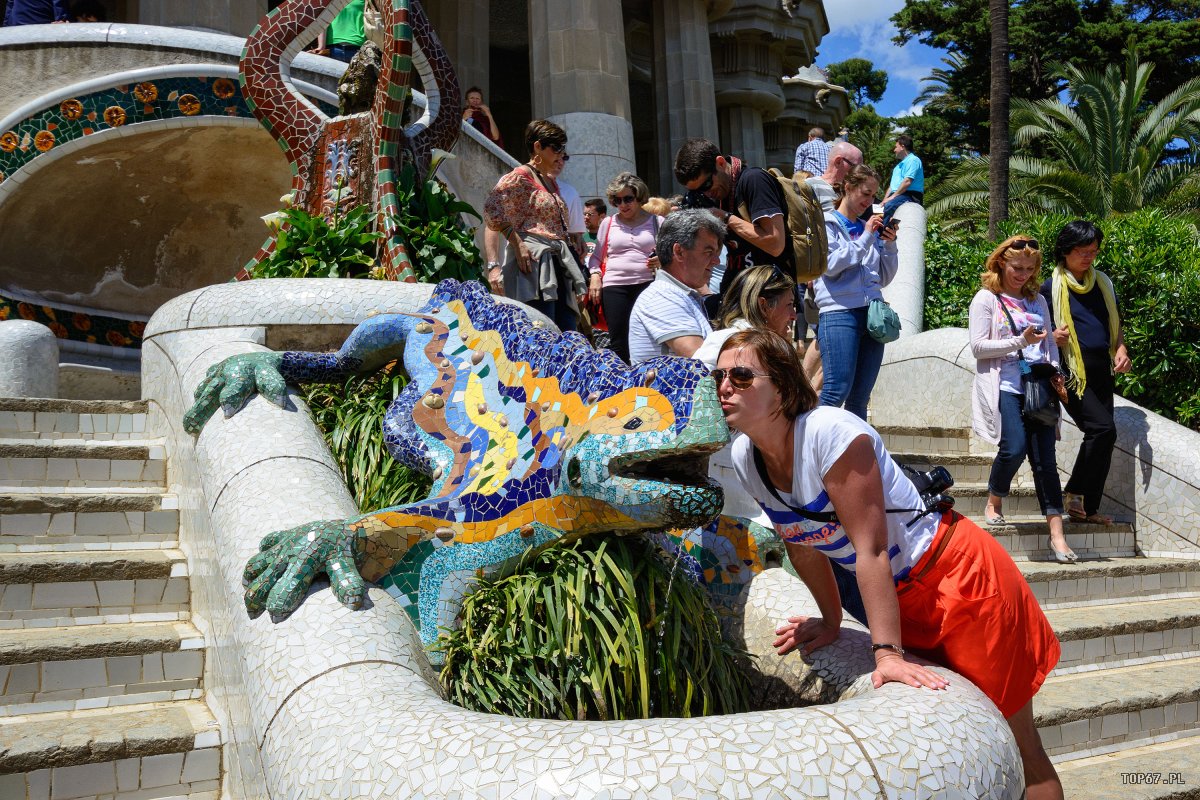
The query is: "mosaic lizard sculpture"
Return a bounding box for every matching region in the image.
[238,0,460,280]
[184,280,771,657]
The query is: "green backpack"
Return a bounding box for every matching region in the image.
[739,167,829,284]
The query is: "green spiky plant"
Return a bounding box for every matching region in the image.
[436,534,753,721]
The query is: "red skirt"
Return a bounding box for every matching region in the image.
[896,511,1060,717]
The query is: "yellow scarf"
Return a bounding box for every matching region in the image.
[1051,264,1120,395]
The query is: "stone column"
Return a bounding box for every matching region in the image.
[425,0,490,97]
[881,202,928,337]
[651,0,720,192]
[527,0,635,199]
[137,0,266,36]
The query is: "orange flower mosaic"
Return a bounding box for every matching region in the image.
[72,313,92,332]
[18,303,36,320]
[104,106,127,127]
[213,79,237,99]
[133,82,158,102]
[178,94,201,115]
[107,330,132,346]
[49,322,69,338]
[34,130,55,152]
[128,320,146,338]
[0,132,17,152]
[60,99,84,120]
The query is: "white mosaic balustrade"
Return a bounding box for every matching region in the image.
[142,280,1024,798]
[872,328,1200,562]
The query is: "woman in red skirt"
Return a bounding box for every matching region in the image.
[715,328,1063,800]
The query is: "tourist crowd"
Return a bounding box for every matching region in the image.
[480,115,1133,800]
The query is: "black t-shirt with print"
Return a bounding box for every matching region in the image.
[721,167,792,292]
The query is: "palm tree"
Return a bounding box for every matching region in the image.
[929,41,1200,227]
[988,0,1010,239]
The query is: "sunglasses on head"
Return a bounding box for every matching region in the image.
[710,366,769,390]
[613,194,637,205]
[1008,239,1039,252]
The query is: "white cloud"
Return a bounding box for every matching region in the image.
[824,0,907,33]
[895,103,925,118]
[820,1,933,86]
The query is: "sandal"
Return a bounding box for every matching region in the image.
[983,509,1006,526]
[1064,493,1088,522]
[1079,512,1114,525]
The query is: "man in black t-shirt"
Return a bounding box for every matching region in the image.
[673,138,792,300]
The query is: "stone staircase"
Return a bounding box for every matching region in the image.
[880,425,1200,800]
[0,398,220,800]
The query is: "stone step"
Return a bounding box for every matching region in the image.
[0,492,178,553]
[0,621,204,716]
[1047,597,1200,676]
[0,700,220,799]
[1019,557,1200,610]
[0,550,189,630]
[1036,657,1200,760]
[951,482,1062,518]
[1058,736,1200,799]
[891,451,1032,487]
[0,399,149,442]
[0,440,166,490]
[981,515,1137,561]
[876,425,972,455]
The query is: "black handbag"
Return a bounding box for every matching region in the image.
[996,295,1060,428]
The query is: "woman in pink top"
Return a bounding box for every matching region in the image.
[587,172,664,364]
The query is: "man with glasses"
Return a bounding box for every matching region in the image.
[628,210,726,365]
[673,138,791,303]
[807,141,864,214]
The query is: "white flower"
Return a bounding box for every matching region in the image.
[261,210,286,232]
[279,191,295,208]
[428,147,456,178]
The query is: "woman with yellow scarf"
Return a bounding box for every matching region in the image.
[1039,221,1131,525]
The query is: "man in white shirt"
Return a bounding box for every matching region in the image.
[628,210,725,364]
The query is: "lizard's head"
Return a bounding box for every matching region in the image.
[560,357,728,530]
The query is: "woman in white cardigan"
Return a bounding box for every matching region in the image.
[970,235,1076,563]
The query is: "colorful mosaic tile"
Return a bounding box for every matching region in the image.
[183,279,774,659]
[0,291,146,348]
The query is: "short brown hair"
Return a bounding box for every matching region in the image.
[673,138,720,184]
[835,163,881,202]
[981,234,1043,300]
[718,328,817,421]
[524,119,566,159]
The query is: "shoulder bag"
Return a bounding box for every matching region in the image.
[995,294,1060,428]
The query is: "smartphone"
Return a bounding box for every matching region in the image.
[886,219,900,230]
[1032,325,1045,335]
[871,203,884,216]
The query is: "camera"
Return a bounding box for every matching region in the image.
[681,188,717,210]
[894,461,956,523]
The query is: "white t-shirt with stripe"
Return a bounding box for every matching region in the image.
[731,407,937,582]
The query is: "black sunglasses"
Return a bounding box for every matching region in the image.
[694,173,715,194]
[1008,239,1039,252]
[613,194,637,205]
[540,141,565,154]
[710,366,769,390]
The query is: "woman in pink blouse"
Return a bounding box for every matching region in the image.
[586,172,664,364]
[484,120,587,332]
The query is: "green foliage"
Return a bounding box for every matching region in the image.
[392,162,485,284]
[302,361,432,512]
[825,58,889,109]
[923,209,1200,428]
[251,203,385,279]
[437,534,753,720]
[929,44,1200,226]
[844,106,897,180]
[895,111,960,187]
[893,0,1200,155]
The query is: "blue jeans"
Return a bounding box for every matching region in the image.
[527,299,577,333]
[817,306,885,420]
[988,390,1064,516]
[330,43,360,63]
[881,191,923,226]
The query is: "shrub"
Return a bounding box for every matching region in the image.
[436,534,752,721]
[302,361,432,511]
[923,209,1200,429]
[250,201,384,279]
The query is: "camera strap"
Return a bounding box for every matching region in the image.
[751,446,932,527]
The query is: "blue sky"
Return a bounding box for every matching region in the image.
[815,0,946,118]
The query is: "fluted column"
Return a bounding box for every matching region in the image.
[137,0,266,36]
[651,0,719,192]
[425,0,490,98]
[527,0,635,198]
